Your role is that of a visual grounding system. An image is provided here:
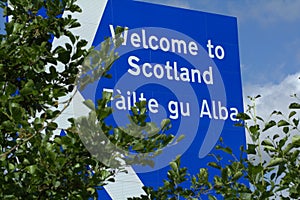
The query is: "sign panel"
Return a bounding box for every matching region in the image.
[76,0,246,198]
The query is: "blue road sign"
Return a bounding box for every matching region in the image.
[77,0,246,198]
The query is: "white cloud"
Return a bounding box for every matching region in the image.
[244,72,300,119]
[226,0,300,26]
[256,1,300,23]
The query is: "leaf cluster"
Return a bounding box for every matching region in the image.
[74,92,175,169]
[132,94,300,199]
[0,1,177,198]
[0,1,120,199]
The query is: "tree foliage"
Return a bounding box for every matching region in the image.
[132,94,300,200]
[1,1,299,199]
[0,1,173,199]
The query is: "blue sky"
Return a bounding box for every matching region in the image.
[137,0,300,116]
[137,0,300,85]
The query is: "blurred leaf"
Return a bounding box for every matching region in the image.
[262,120,276,131]
[208,162,221,170]
[83,99,95,110]
[176,135,185,143]
[288,111,297,118]
[232,171,243,181]
[247,144,257,155]
[160,118,170,130]
[268,158,284,167]
[26,165,37,174]
[261,139,273,147]
[289,103,300,109]
[292,135,300,147]
[236,113,251,120]
[132,143,145,151]
[283,127,289,134]
[277,120,290,127]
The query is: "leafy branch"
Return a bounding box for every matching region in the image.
[132,91,300,200]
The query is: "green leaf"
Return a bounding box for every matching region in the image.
[221,168,228,181]
[278,137,288,149]
[268,158,284,167]
[277,120,290,127]
[215,145,233,155]
[132,143,144,151]
[289,102,300,109]
[234,122,244,127]
[131,107,138,115]
[276,164,286,180]
[23,158,30,165]
[222,147,232,154]
[8,163,15,171]
[20,87,33,95]
[54,137,62,145]
[273,134,280,140]
[176,134,185,143]
[26,165,37,174]
[232,171,243,181]
[261,139,273,147]
[271,110,282,115]
[83,99,95,110]
[291,135,300,147]
[160,118,170,130]
[293,118,299,127]
[247,144,257,154]
[240,193,252,199]
[58,49,71,64]
[102,91,112,101]
[208,162,221,169]
[208,195,217,200]
[170,161,178,171]
[283,143,294,154]
[283,127,289,134]
[255,94,261,99]
[87,187,96,194]
[256,116,264,122]
[249,125,259,135]
[264,145,276,152]
[54,181,61,188]
[289,111,297,118]
[262,120,276,131]
[236,113,251,120]
[47,122,58,130]
[9,103,24,121]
